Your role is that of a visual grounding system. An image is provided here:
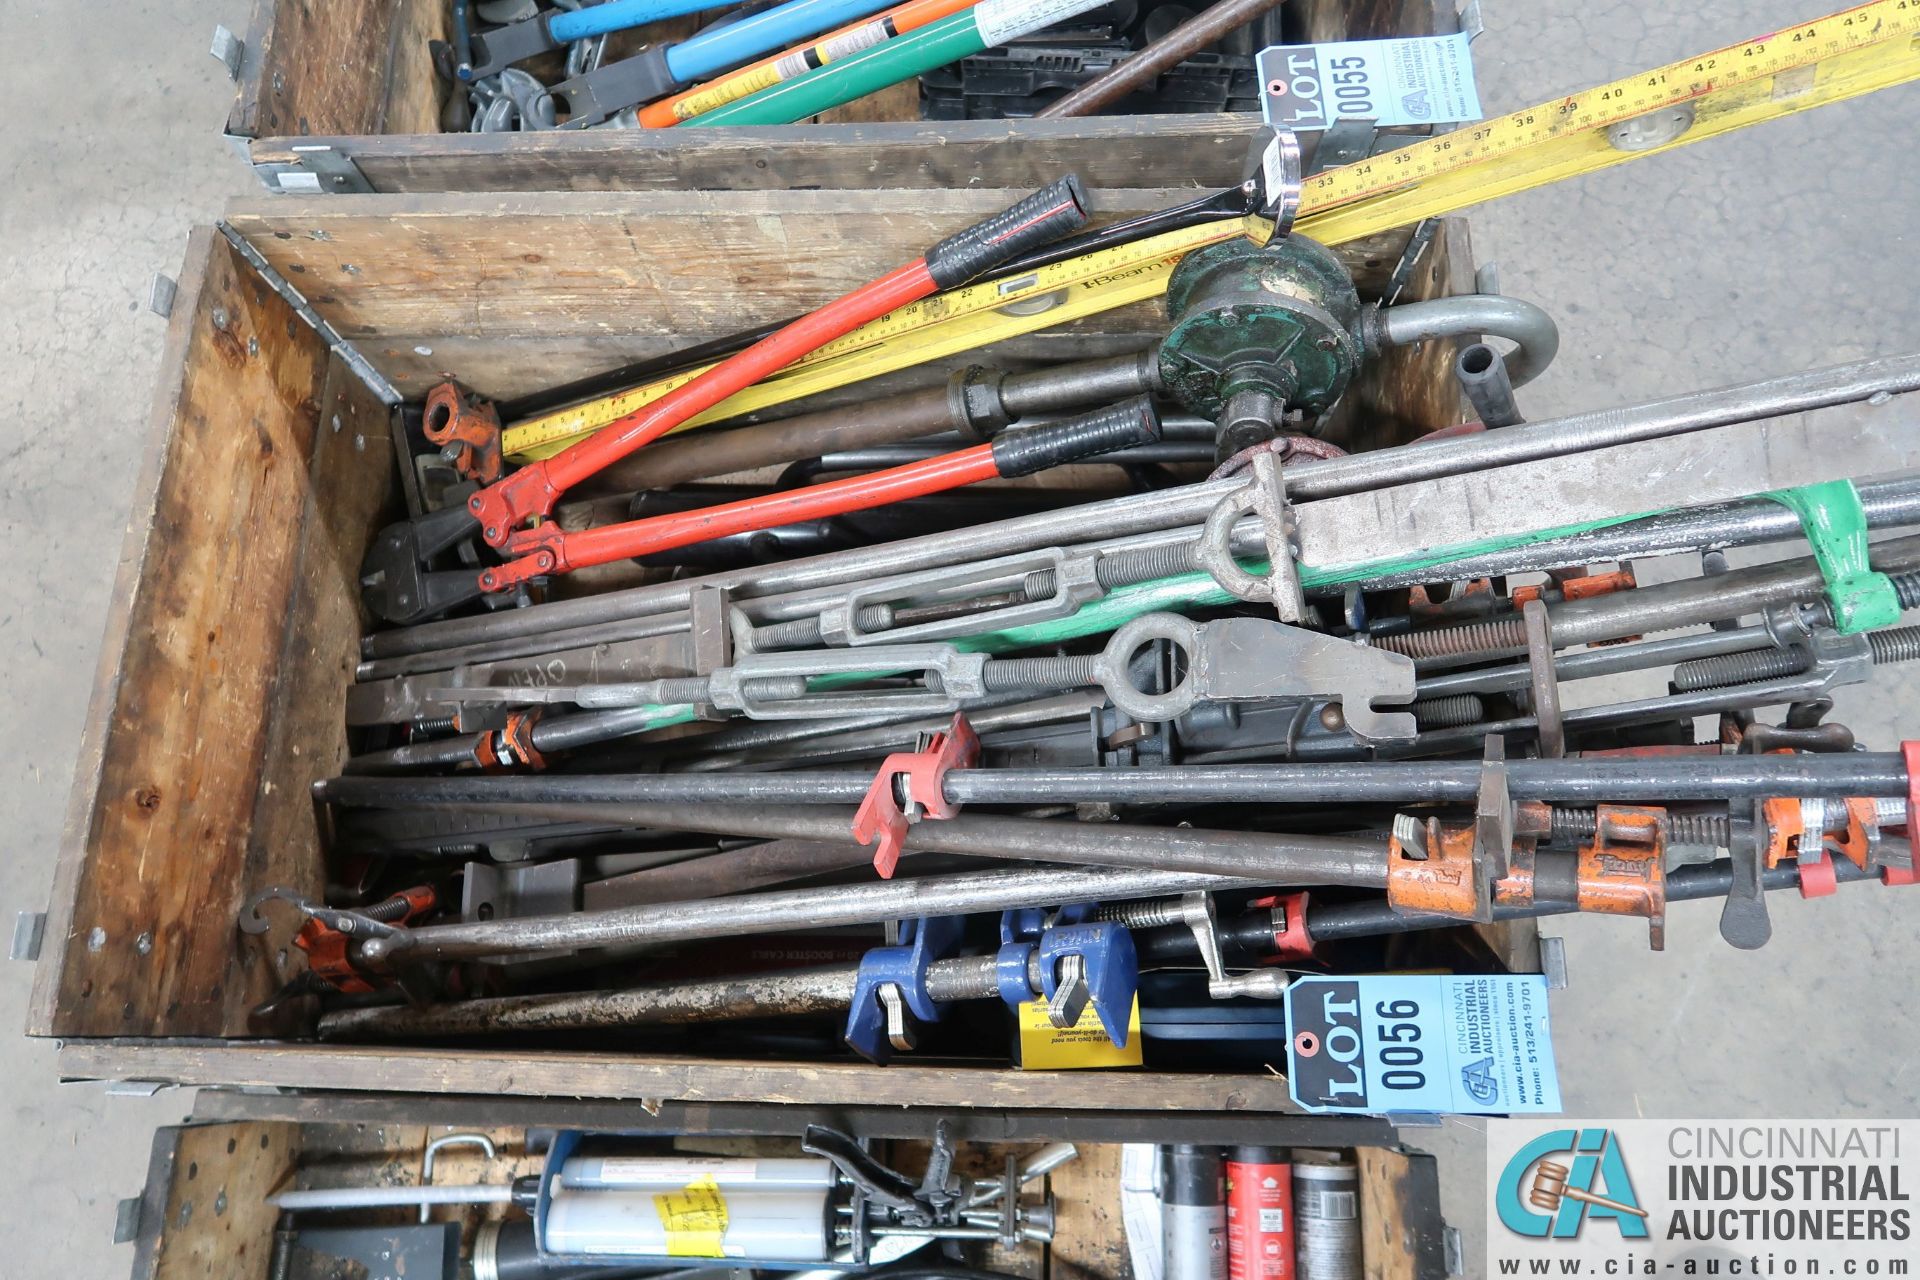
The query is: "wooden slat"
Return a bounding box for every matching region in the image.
[1047,1143,1132,1280]
[60,1041,1303,1112]
[247,114,1260,191]
[1357,1146,1449,1280]
[1359,1147,1417,1280]
[34,234,332,1038]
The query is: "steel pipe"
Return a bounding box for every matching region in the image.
[1371,293,1560,385]
[1455,342,1523,426]
[369,800,1391,884]
[354,862,1268,966]
[675,691,1106,772]
[321,752,1911,812]
[273,1183,520,1210]
[319,947,1045,1041]
[362,354,1920,662]
[584,838,879,907]
[323,965,862,1039]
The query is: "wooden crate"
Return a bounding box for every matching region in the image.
[27,179,1529,1108]
[217,0,1463,194]
[120,1110,1455,1279]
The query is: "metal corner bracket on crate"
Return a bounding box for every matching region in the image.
[215,224,401,405]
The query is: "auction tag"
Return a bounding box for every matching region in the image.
[1284,975,1561,1115]
[1258,33,1482,132]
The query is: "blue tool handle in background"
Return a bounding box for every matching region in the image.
[547,0,734,43]
[666,0,900,82]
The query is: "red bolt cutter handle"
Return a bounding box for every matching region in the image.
[485,397,1160,588]
[465,177,1090,546]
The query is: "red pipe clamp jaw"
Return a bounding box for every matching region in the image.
[422,382,505,485]
[291,885,438,995]
[1251,892,1315,963]
[852,714,980,878]
[1879,740,1920,887]
[472,708,547,772]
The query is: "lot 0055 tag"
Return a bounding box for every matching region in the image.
[1259,33,1482,132]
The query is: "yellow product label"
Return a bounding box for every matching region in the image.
[675,65,781,119]
[653,1174,729,1258]
[1015,994,1144,1070]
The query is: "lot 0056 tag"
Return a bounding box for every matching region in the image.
[1284,974,1561,1115]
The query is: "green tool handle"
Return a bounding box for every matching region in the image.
[688,0,1113,126]
[687,9,981,124]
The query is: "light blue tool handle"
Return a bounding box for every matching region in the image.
[667,0,901,82]
[546,0,732,43]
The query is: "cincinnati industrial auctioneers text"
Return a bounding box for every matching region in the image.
[1490,1121,1920,1273]
[1664,1126,1910,1246]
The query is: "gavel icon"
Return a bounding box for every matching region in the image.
[1527,1161,1649,1218]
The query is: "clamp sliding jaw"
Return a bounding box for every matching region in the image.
[842,909,1138,1065]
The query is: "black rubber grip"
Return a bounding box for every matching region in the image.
[990,395,1161,478]
[924,175,1090,289]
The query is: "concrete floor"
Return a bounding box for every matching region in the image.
[0,1,1914,1275]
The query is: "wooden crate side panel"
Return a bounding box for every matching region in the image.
[45,237,331,1039]
[149,1123,300,1280]
[222,192,1415,402]
[237,0,410,142]
[222,189,1194,342]
[385,0,451,137]
[28,228,220,1039]
[256,111,1257,194]
[234,359,398,1037]
[59,1041,1301,1113]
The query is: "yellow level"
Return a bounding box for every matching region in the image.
[1293,0,1920,243]
[505,0,1920,462]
